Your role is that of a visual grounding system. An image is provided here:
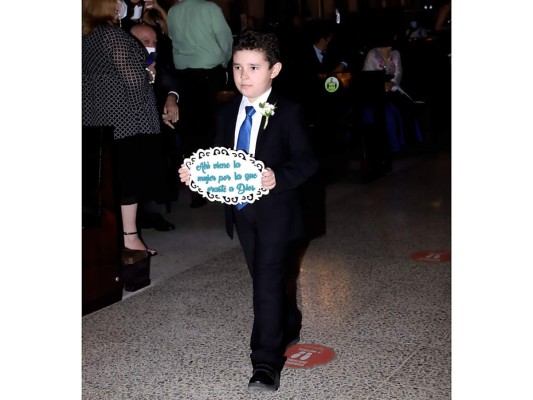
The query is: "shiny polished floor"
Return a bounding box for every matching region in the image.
[82,150,451,399]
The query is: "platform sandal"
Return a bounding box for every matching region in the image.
[123,231,157,256]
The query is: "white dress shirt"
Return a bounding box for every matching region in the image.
[313,45,324,63]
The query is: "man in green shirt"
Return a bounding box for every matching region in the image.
[167,0,234,208]
[167,0,233,70]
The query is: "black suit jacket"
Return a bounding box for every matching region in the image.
[302,45,326,75]
[214,90,318,241]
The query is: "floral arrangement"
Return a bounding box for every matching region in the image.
[258,102,277,129]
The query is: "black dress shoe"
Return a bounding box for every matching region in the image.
[248,368,280,392]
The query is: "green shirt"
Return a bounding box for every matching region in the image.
[167,0,234,69]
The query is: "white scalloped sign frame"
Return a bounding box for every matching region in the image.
[184,147,269,205]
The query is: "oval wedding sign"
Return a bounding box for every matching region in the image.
[184,147,269,205]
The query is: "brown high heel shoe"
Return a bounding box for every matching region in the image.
[121,248,152,292]
[123,231,157,256]
[122,248,149,264]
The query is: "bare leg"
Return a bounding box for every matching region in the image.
[121,203,148,251]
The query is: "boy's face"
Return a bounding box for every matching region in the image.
[232,49,281,104]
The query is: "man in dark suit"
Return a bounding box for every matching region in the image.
[302,20,348,76]
[282,20,349,129]
[179,30,318,392]
[168,0,233,208]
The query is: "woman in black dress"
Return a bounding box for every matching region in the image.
[82,0,162,254]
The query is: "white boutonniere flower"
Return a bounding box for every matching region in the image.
[258,102,277,129]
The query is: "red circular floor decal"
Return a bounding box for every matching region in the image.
[410,250,451,263]
[284,344,335,368]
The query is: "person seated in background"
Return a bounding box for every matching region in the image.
[362,36,402,94]
[282,20,349,128]
[406,19,428,40]
[130,23,181,231]
[362,27,423,154]
[302,20,348,76]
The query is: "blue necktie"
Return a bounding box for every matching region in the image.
[235,106,255,210]
[236,106,255,153]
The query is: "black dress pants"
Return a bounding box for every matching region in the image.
[233,207,302,372]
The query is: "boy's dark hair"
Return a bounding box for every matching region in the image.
[233,30,280,68]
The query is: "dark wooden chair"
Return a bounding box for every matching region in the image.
[82,126,123,315]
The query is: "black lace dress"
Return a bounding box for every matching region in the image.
[83,24,167,205]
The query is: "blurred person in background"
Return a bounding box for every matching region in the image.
[167,0,233,208]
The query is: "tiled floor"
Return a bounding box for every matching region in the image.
[82,151,451,399]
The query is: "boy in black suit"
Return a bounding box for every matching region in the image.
[179,30,318,392]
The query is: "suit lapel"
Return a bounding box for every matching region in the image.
[224,97,241,148]
[255,91,279,157]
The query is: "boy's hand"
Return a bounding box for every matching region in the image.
[178,164,191,186]
[261,168,276,190]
